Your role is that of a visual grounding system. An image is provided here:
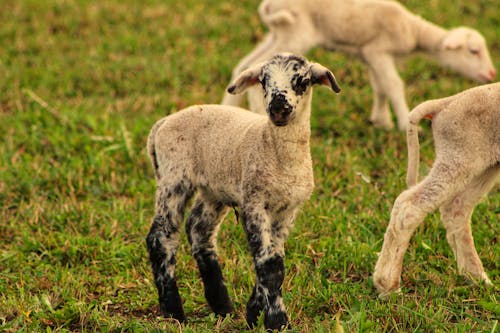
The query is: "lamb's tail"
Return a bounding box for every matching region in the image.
[406,96,455,187]
[147,118,167,180]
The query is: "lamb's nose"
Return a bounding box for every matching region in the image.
[489,69,496,80]
[269,94,291,115]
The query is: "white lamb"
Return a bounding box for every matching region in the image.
[145,53,341,330]
[373,82,499,296]
[222,0,496,131]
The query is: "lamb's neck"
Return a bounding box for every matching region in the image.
[413,15,447,52]
[267,105,312,165]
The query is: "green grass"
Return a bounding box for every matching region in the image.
[0,0,498,332]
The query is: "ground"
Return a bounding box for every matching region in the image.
[0,0,498,332]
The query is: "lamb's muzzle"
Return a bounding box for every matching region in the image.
[268,93,293,126]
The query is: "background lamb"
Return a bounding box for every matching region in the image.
[222,0,496,131]
[373,82,499,295]
[146,53,341,330]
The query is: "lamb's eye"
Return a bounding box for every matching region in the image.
[293,77,310,95]
[300,78,310,87]
[469,48,480,56]
[260,75,268,88]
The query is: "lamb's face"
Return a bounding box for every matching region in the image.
[439,28,496,83]
[259,54,313,126]
[227,53,340,122]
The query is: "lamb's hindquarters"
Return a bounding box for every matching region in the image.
[439,166,498,283]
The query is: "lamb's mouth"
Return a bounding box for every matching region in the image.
[270,112,293,126]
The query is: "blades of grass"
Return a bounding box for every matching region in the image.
[22,89,69,125]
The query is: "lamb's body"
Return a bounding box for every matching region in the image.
[373,82,500,295]
[146,54,340,330]
[222,0,496,130]
[149,105,314,212]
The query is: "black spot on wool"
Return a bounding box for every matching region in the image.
[291,74,310,96]
[193,248,234,315]
[173,182,185,195]
[256,255,285,291]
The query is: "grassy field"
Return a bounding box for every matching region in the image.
[0,0,498,332]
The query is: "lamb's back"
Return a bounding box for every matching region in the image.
[433,83,500,166]
[151,105,268,198]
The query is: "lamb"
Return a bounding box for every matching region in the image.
[373,82,499,296]
[145,53,341,330]
[222,0,496,131]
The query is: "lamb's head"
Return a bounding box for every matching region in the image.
[437,27,496,83]
[227,53,341,126]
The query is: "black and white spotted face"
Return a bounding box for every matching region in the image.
[227,53,340,125]
[259,54,313,126]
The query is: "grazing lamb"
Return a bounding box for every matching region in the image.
[373,82,499,296]
[146,53,341,330]
[222,0,496,131]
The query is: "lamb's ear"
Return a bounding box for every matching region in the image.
[310,63,341,93]
[261,9,296,27]
[227,64,262,95]
[258,1,296,27]
[442,29,467,50]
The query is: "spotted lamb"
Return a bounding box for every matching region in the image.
[145,53,341,330]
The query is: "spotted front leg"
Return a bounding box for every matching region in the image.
[242,206,289,330]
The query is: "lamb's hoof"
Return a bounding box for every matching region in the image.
[160,299,186,323]
[377,288,402,300]
[462,271,494,287]
[373,274,401,298]
[206,284,234,316]
[264,311,290,331]
[370,117,394,131]
[160,309,186,323]
[211,301,234,317]
[484,277,493,287]
[246,304,262,328]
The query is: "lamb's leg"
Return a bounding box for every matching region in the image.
[146,179,193,322]
[185,195,233,315]
[373,163,475,295]
[242,206,289,330]
[368,68,393,130]
[373,188,428,295]
[362,51,409,131]
[440,166,499,284]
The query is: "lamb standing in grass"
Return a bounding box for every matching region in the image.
[222,0,496,131]
[373,82,499,296]
[146,53,341,330]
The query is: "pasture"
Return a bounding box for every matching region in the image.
[0,0,498,331]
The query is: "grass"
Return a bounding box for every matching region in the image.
[0,0,498,332]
